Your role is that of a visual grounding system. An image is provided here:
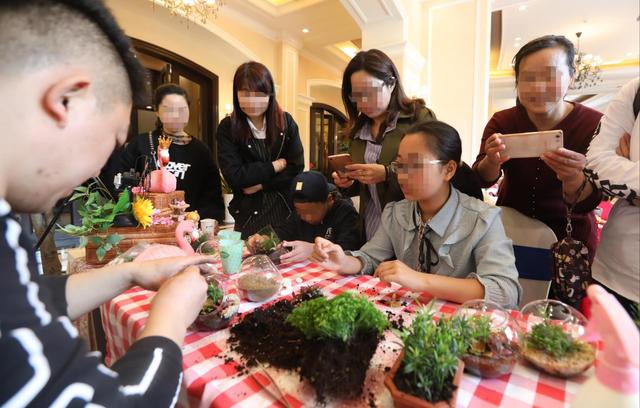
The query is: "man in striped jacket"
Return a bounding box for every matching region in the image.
[0,1,210,406]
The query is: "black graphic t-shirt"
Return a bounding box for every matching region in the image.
[104,130,225,221]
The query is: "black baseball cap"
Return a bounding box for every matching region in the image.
[292,171,329,203]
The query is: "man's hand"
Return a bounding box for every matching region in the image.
[280,240,314,264]
[138,266,207,346]
[129,255,216,291]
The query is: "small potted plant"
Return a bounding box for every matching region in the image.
[455,300,520,378]
[520,299,596,378]
[385,308,467,408]
[192,276,240,331]
[246,225,290,265]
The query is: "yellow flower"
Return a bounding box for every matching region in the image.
[132,197,154,228]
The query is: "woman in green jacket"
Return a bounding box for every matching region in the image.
[333,49,437,240]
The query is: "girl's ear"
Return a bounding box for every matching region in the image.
[443,160,458,182]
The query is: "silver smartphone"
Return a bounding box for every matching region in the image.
[501,130,564,159]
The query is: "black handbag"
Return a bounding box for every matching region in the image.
[550,178,591,308]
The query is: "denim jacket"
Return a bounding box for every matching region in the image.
[347,188,522,308]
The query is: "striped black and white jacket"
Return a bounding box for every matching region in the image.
[0,200,183,407]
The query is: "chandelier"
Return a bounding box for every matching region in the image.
[570,32,602,90]
[157,0,225,24]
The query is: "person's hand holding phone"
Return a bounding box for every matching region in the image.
[483,133,510,167]
[332,171,355,188]
[344,163,386,185]
[541,147,586,182]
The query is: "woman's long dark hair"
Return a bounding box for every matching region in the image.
[231,61,284,147]
[341,49,425,141]
[153,83,190,132]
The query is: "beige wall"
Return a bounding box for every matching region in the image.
[106,0,345,167]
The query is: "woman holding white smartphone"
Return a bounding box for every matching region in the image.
[473,35,603,262]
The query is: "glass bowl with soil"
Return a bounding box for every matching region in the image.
[191,275,240,331]
[237,255,282,302]
[246,225,290,266]
[519,299,595,378]
[454,300,520,378]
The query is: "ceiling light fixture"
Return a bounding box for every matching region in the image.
[302,28,310,33]
[571,32,603,90]
[156,0,224,25]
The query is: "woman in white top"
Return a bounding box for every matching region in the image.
[586,77,640,316]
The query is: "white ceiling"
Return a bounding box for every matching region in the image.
[223,0,361,71]
[497,0,640,70]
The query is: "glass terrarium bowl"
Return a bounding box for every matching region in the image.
[245,225,290,266]
[454,300,520,378]
[519,299,595,378]
[195,240,221,275]
[191,275,240,331]
[519,299,588,338]
[237,255,282,302]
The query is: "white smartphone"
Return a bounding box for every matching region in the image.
[328,153,355,177]
[501,130,564,159]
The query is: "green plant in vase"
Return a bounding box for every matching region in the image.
[58,181,131,261]
[522,320,596,377]
[463,315,519,378]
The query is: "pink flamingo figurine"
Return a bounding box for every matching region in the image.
[147,135,177,193]
[134,220,195,261]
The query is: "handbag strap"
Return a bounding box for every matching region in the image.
[564,174,588,238]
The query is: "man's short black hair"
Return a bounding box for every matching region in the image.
[0,0,148,106]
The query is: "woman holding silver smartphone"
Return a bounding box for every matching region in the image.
[472,35,603,262]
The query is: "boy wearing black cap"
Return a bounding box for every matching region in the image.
[261,171,361,263]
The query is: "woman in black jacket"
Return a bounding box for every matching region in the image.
[104,83,225,221]
[217,62,304,238]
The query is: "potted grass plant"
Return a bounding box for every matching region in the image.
[385,308,469,408]
[285,291,388,402]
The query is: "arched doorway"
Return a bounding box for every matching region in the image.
[309,103,348,178]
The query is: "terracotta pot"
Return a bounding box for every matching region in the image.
[384,351,464,408]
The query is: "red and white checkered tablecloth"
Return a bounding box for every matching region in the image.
[100,261,591,408]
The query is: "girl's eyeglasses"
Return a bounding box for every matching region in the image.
[389,160,447,174]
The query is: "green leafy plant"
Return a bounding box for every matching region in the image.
[58,182,131,260]
[201,282,224,314]
[286,291,388,342]
[526,321,579,358]
[191,232,211,252]
[466,315,492,355]
[395,307,471,403]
